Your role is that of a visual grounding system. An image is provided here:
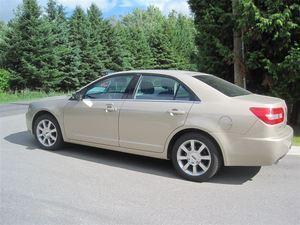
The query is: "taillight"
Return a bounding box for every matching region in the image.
[250,107,284,125]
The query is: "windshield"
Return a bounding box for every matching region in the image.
[195,75,251,97]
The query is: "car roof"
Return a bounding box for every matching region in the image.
[110,70,211,78]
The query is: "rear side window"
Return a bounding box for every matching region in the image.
[134,75,193,101]
[195,75,251,97]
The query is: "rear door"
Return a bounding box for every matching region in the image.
[119,74,196,153]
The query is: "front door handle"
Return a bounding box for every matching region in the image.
[167,109,186,116]
[105,104,116,112]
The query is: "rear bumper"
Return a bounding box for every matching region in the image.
[220,125,293,166]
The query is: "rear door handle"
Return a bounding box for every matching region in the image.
[167,109,186,116]
[105,104,116,112]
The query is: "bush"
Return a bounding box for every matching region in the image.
[0,69,10,92]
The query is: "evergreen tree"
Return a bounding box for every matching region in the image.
[121,6,197,70]
[1,1,198,91]
[87,4,110,70]
[45,0,80,91]
[188,0,233,81]
[33,17,60,91]
[106,21,133,71]
[129,27,154,69]
[165,12,197,70]
[149,25,177,69]
[0,21,8,67]
[46,0,58,20]
[86,4,106,77]
[69,6,90,85]
[121,9,154,69]
[2,0,56,90]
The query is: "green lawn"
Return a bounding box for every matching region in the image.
[0,91,65,104]
[293,136,300,146]
[293,125,300,146]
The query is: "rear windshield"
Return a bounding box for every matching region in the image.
[195,75,251,97]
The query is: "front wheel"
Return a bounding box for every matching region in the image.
[33,114,63,150]
[171,132,222,182]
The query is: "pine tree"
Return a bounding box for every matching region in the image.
[188,0,233,81]
[33,17,60,91]
[165,12,197,70]
[0,21,8,67]
[106,22,133,71]
[93,18,114,71]
[1,1,199,91]
[45,0,80,91]
[46,0,57,20]
[128,27,154,69]
[69,6,90,85]
[2,0,56,90]
[149,25,177,69]
[88,4,110,69]
[86,4,106,78]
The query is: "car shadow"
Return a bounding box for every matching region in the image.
[4,131,261,185]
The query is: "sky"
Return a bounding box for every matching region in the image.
[0,0,191,22]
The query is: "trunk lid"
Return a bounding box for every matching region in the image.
[234,94,285,105]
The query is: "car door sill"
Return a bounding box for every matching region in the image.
[65,138,167,159]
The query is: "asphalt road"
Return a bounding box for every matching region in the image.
[1,104,300,225]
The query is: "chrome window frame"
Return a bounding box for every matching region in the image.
[70,72,201,103]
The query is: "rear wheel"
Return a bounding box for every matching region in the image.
[33,114,63,150]
[171,132,222,182]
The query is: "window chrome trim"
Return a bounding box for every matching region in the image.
[75,72,202,103]
[80,99,125,102]
[78,98,200,104]
[123,99,200,104]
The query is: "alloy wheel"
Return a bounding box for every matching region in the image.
[36,119,57,147]
[176,139,212,176]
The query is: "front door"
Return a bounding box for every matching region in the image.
[63,74,134,146]
[119,75,195,152]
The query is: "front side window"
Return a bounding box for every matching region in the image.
[134,75,192,101]
[84,75,133,99]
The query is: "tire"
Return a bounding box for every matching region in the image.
[33,114,64,150]
[171,132,222,182]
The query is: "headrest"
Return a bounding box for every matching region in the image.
[161,78,174,90]
[140,81,154,94]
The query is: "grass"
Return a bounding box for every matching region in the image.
[293,136,300,146]
[0,90,66,104]
[292,125,300,146]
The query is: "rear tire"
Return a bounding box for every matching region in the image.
[171,132,222,182]
[33,114,63,150]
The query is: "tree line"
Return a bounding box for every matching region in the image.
[0,0,197,92]
[0,0,299,123]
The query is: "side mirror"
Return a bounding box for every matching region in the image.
[71,92,83,101]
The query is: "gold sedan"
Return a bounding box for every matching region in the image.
[26,70,293,181]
